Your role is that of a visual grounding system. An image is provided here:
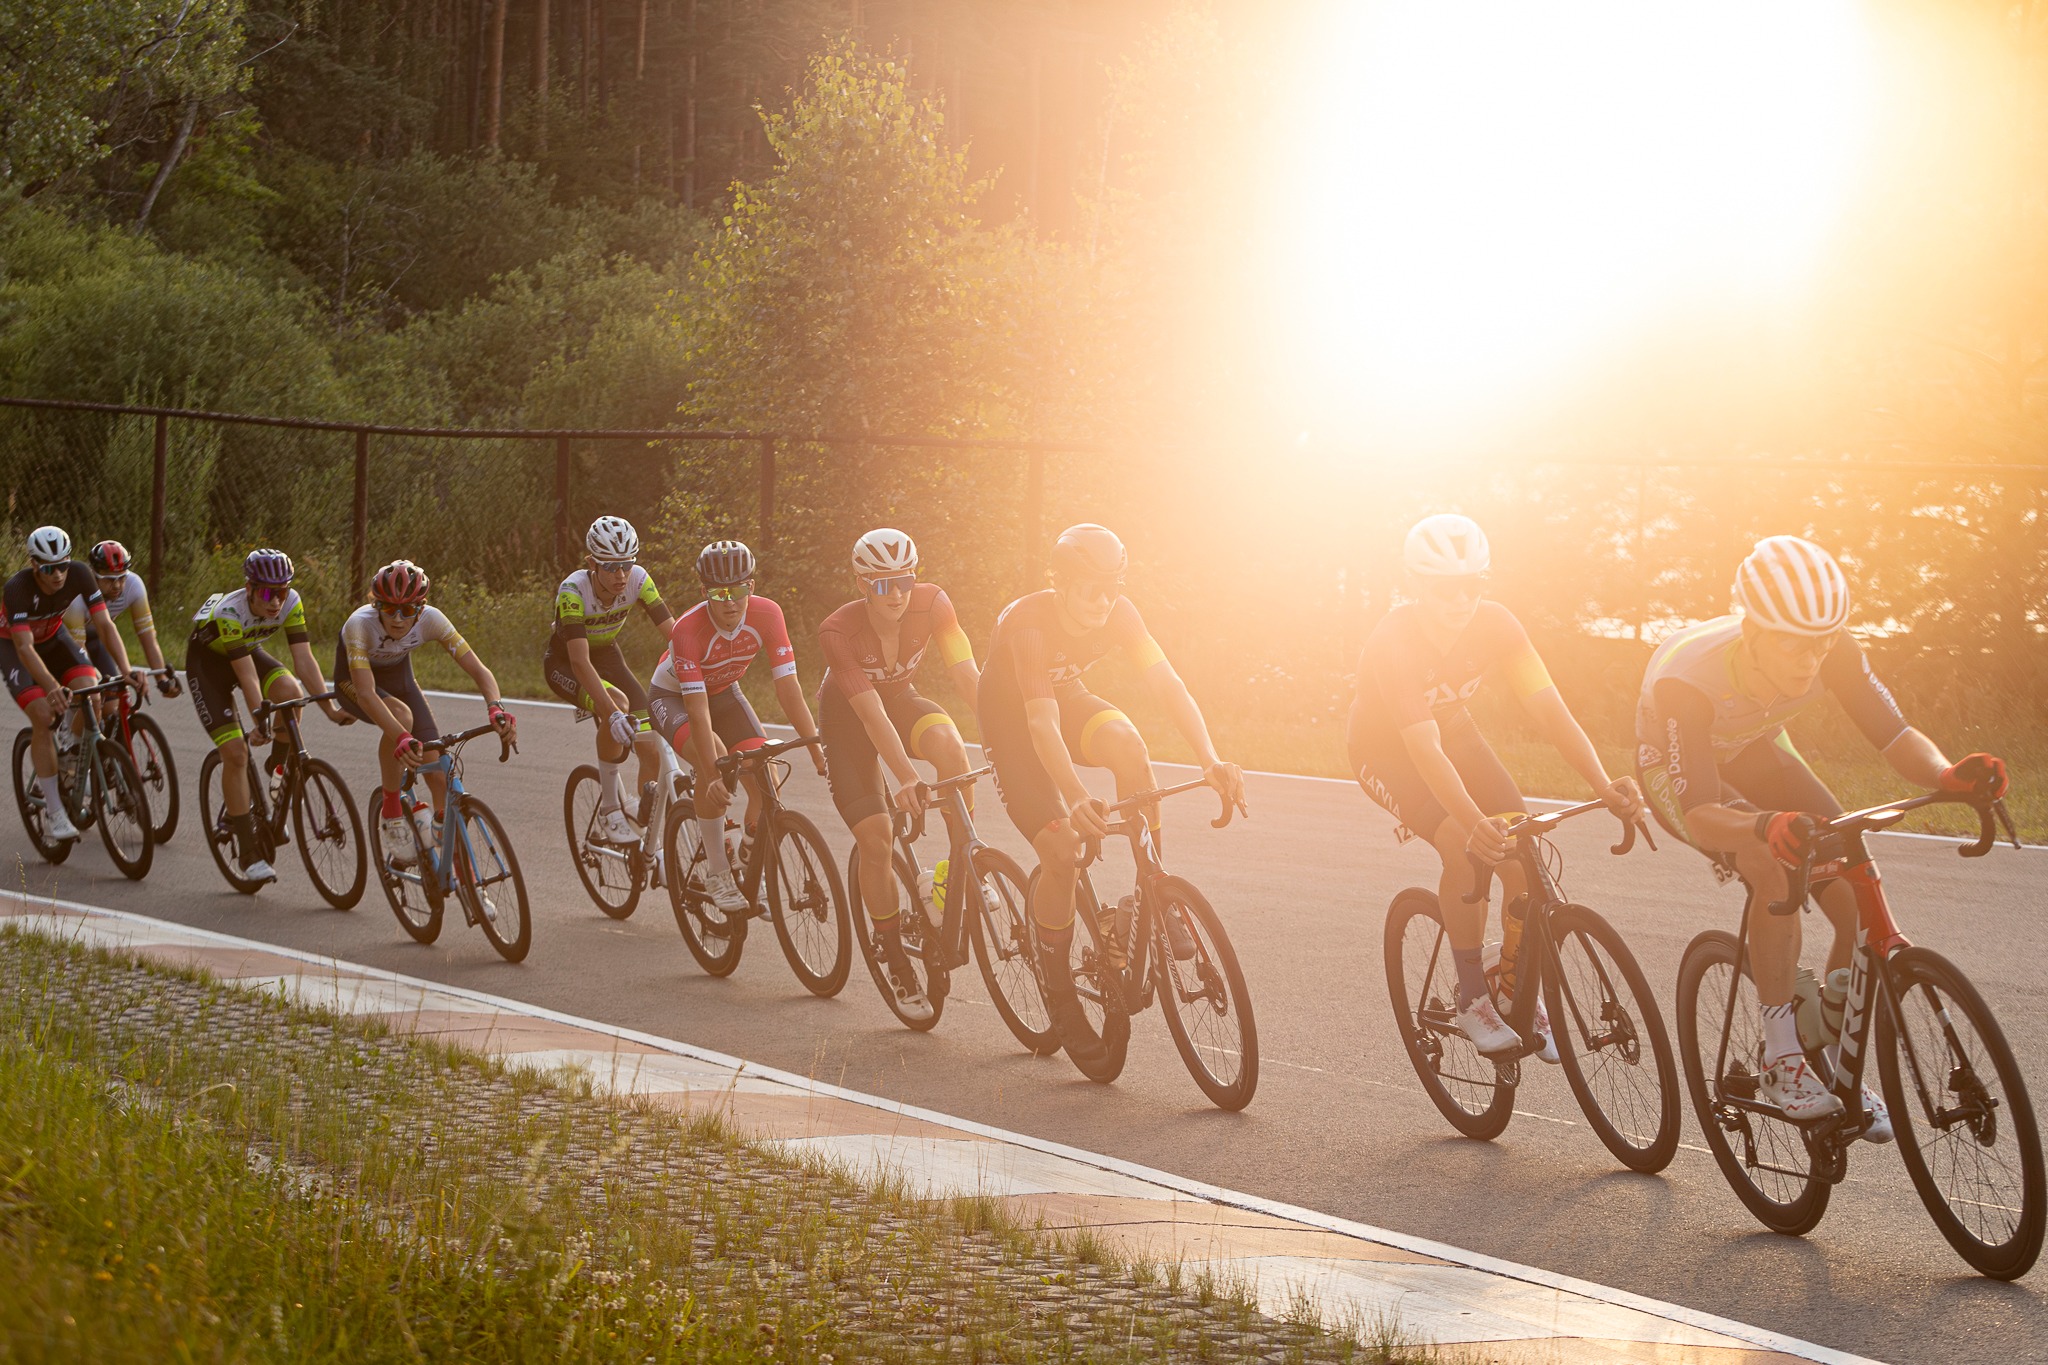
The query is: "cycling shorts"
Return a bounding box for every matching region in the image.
[648,683,766,762]
[979,687,1133,840]
[1349,709,1525,844]
[1638,731,1844,880]
[188,645,289,747]
[819,682,958,829]
[542,634,647,716]
[0,632,95,707]
[332,636,440,743]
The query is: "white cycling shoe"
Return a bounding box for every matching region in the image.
[1858,1084,1894,1144]
[1454,996,1521,1055]
[1761,1054,1844,1121]
[380,815,417,868]
[595,807,639,845]
[242,858,278,885]
[43,806,80,842]
[702,868,750,917]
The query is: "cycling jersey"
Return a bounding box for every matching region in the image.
[979,591,1166,714]
[817,583,974,701]
[552,566,664,645]
[4,562,105,644]
[190,588,309,659]
[339,603,470,670]
[651,596,796,696]
[1349,601,1555,742]
[63,572,150,641]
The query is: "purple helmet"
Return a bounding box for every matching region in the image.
[243,548,295,586]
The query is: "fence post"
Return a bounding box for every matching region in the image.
[1023,449,1045,589]
[350,429,370,600]
[555,436,572,566]
[758,437,776,560]
[148,414,168,585]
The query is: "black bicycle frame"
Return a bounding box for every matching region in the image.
[889,764,996,973]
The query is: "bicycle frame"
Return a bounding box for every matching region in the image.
[389,723,514,906]
[887,765,996,974]
[1077,775,1236,1013]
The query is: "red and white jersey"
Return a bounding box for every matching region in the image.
[651,595,797,696]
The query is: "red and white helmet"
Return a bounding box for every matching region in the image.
[1733,535,1850,636]
[371,559,431,606]
[1402,513,1490,577]
[851,527,918,577]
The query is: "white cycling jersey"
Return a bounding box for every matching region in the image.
[64,572,151,640]
[339,602,470,670]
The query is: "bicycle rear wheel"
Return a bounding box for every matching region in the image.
[91,739,152,879]
[197,748,266,895]
[1384,888,1513,1139]
[455,796,531,964]
[370,798,442,944]
[1150,876,1258,1111]
[1676,929,1830,1234]
[665,802,745,976]
[1057,876,1131,1084]
[564,764,640,918]
[1878,945,2046,1279]
[767,810,851,998]
[1544,903,1679,1173]
[12,728,73,865]
[124,711,179,842]
[293,758,365,910]
[968,847,1057,1055]
[848,844,944,1031]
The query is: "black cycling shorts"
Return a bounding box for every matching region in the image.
[0,632,95,707]
[332,636,440,743]
[1350,709,1526,844]
[1639,731,1844,879]
[819,683,957,829]
[542,633,647,715]
[187,644,289,747]
[979,687,1132,841]
[648,683,765,761]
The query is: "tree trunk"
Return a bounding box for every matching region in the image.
[636,0,648,78]
[485,0,508,149]
[579,0,592,111]
[135,97,201,231]
[534,0,551,151]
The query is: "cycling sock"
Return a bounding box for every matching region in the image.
[596,757,623,811]
[699,817,730,872]
[1452,945,1487,1007]
[37,775,63,812]
[230,812,259,863]
[267,742,288,774]
[1762,1002,1803,1062]
[380,788,403,819]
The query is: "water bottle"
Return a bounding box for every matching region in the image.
[1499,896,1529,1001]
[929,858,949,922]
[1820,968,1849,1047]
[1793,967,1827,1052]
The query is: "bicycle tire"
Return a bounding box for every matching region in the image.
[371,798,442,944]
[1676,929,1831,1234]
[1383,887,1513,1139]
[1055,874,1131,1084]
[968,847,1057,1055]
[124,711,179,842]
[665,800,745,976]
[766,809,851,998]
[91,739,152,880]
[293,758,365,910]
[1544,902,1680,1173]
[197,748,265,895]
[12,728,73,865]
[1151,875,1258,1111]
[847,843,944,1031]
[1877,944,2046,1279]
[455,795,532,964]
[565,764,640,919]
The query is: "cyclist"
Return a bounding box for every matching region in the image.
[647,539,825,922]
[333,560,516,867]
[543,516,673,846]
[63,540,180,707]
[817,528,981,1020]
[187,548,351,883]
[977,523,1247,1070]
[1636,534,2004,1136]
[4,526,136,843]
[1349,513,1641,1062]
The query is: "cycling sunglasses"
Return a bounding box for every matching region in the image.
[1420,574,1489,602]
[378,600,424,619]
[863,572,917,597]
[705,583,751,603]
[1068,576,1123,605]
[249,584,291,604]
[590,557,637,574]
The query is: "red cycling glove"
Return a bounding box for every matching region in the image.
[1938,753,2010,800]
[1756,811,1820,868]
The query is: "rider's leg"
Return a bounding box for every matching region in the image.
[376,695,414,812]
[1029,821,1086,949]
[262,667,303,773]
[912,713,972,847]
[1815,879,1858,979]
[24,694,57,779]
[854,812,900,925]
[1076,707,1158,842]
[1428,814,1492,1006]
[594,683,632,810]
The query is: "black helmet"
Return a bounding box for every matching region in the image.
[1050,524,1126,584]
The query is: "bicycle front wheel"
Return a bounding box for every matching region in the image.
[91,739,153,879]
[1151,876,1258,1111]
[455,796,531,964]
[1544,902,1679,1173]
[13,728,72,865]
[1059,876,1131,1084]
[564,764,640,918]
[1878,945,2046,1279]
[847,843,944,1031]
[1676,929,1830,1235]
[767,810,851,998]
[371,798,442,944]
[665,802,745,977]
[1384,888,1512,1139]
[968,847,1056,1055]
[125,711,179,842]
[293,758,365,910]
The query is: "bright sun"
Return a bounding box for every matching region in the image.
[1258,0,1877,439]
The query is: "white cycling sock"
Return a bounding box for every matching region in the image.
[1762,1003,1803,1063]
[596,757,623,811]
[37,775,63,812]
[698,817,730,873]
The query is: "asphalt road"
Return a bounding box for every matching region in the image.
[8,689,2045,1363]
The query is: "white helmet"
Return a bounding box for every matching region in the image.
[1733,535,1850,636]
[1403,513,1490,577]
[585,515,639,563]
[851,527,918,577]
[27,526,71,565]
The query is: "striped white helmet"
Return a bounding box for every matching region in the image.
[27,525,71,565]
[1733,535,1850,636]
[851,527,918,577]
[1402,514,1490,577]
[584,515,639,563]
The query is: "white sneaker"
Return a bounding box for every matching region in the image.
[242,858,278,884]
[43,805,80,842]
[1859,1084,1894,1144]
[596,808,638,845]
[1761,1054,1843,1121]
[1454,996,1520,1055]
[380,815,417,868]
[702,868,749,916]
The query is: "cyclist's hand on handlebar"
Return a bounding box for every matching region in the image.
[1465,815,1513,865]
[46,684,72,716]
[1756,810,1821,867]
[890,779,926,817]
[322,700,353,725]
[1599,775,1644,823]
[1938,752,2010,801]
[697,775,733,818]
[392,731,428,767]
[808,740,828,778]
[1205,761,1248,816]
[1067,796,1113,843]
[126,666,150,693]
[156,672,183,699]
[606,709,638,750]
[487,703,517,744]
[249,719,272,748]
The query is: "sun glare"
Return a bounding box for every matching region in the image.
[1259,0,1876,439]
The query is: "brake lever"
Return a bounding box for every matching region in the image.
[1610,819,1637,856]
[1768,849,1811,915]
[1211,785,1238,830]
[1995,799,2021,850]
[1961,799,1998,858]
[1461,851,1495,905]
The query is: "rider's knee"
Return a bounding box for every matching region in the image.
[25,697,54,729]
[221,736,249,763]
[1733,843,1785,896]
[387,697,413,729]
[922,724,968,773]
[1034,822,1082,866]
[853,813,893,856]
[1092,720,1149,777]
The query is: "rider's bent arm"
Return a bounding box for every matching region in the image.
[455,649,505,709]
[773,672,820,742]
[851,690,921,789]
[289,640,341,717]
[682,690,724,786]
[1882,728,1951,789]
[1817,639,1945,787]
[931,592,980,713]
[128,583,165,672]
[12,624,63,699]
[1024,696,1093,810]
[89,606,135,679]
[1521,686,1619,794]
[564,636,622,719]
[230,653,265,714]
[1397,718,1491,833]
[1142,659,1223,770]
[1653,680,1761,853]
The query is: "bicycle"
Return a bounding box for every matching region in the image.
[1676,790,2044,1279]
[1036,778,1259,1111]
[372,721,531,963]
[86,665,180,842]
[844,765,1049,1045]
[563,710,687,919]
[10,674,153,879]
[1385,799,1680,1173]
[197,692,366,909]
[661,734,851,997]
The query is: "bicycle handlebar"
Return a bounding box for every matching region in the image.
[254,691,340,719]
[897,765,994,845]
[1075,776,1239,867]
[64,674,140,701]
[421,721,516,763]
[1462,799,1653,905]
[1768,790,2018,916]
[713,733,820,781]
